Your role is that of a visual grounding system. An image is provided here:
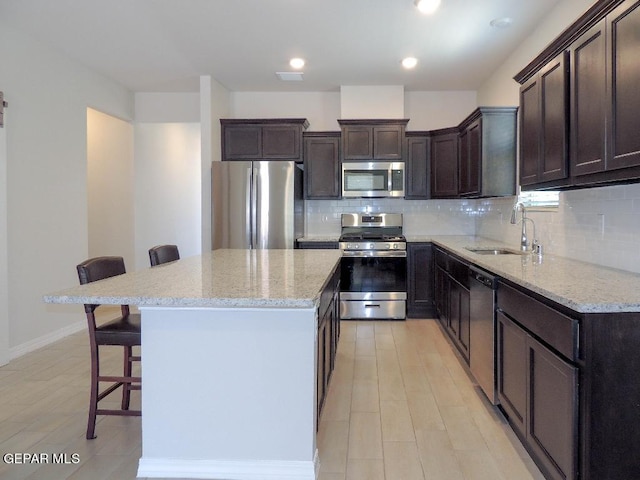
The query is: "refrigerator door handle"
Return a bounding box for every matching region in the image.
[246,166,254,249]
[252,164,260,249]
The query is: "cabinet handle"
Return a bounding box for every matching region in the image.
[365,304,381,308]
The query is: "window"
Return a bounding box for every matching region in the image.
[516,190,559,210]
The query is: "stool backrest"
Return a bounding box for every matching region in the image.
[77,256,127,314]
[149,244,180,266]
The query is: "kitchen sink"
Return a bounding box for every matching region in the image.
[465,247,525,255]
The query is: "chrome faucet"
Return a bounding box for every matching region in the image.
[510,202,541,254]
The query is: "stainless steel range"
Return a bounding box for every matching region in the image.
[339,213,407,320]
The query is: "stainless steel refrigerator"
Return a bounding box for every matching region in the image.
[212,161,304,249]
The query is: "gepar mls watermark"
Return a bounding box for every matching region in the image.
[3,452,80,465]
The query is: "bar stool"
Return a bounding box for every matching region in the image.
[148,244,180,266]
[76,256,141,439]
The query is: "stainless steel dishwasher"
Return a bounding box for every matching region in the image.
[469,266,498,405]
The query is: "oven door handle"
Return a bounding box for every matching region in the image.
[341,250,407,258]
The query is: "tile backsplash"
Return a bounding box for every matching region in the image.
[477,182,640,274]
[305,182,640,274]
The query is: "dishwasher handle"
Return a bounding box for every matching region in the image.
[469,269,495,288]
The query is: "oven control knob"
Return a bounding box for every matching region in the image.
[386,244,391,249]
[368,243,374,249]
[393,244,399,249]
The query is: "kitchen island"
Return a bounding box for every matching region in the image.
[45,248,342,480]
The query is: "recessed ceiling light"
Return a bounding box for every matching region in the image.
[289,58,305,69]
[402,57,418,69]
[414,0,441,14]
[276,72,304,81]
[490,17,513,28]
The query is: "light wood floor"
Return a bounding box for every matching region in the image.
[0,318,544,480]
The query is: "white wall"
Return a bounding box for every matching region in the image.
[134,123,202,270]
[201,76,231,251]
[0,107,8,365]
[340,86,405,119]
[87,108,135,266]
[405,91,478,130]
[230,91,341,131]
[477,0,594,105]
[0,19,133,357]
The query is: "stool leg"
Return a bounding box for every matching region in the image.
[121,346,132,410]
[87,344,99,440]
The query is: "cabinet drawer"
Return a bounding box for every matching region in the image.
[497,282,578,361]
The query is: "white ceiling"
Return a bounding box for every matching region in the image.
[1,0,566,93]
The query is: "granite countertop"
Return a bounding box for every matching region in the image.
[429,236,640,314]
[44,249,342,309]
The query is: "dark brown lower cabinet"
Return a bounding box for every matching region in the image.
[407,243,435,318]
[497,311,577,480]
[434,247,470,362]
[448,278,470,361]
[317,266,340,424]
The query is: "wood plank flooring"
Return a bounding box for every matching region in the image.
[0,317,544,480]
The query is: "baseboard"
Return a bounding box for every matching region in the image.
[137,451,320,480]
[9,320,85,360]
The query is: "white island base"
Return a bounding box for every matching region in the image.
[136,306,319,480]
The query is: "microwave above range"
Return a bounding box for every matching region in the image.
[341,161,405,198]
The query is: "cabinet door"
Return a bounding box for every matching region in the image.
[304,135,341,199]
[497,311,527,439]
[540,53,569,182]
[373,125,403,160]
[520,53,569,186]
[223,125,262,160]
[459,119,481,196]
[262,125,301,160]
[607,0,640,171]
[570,20,607,176]
[435,265,449,328]
[449,279,470,361]
[431,132,459,198]
[407,243,434,317]
[405,136,430,199]
[527,336,578,480]
[519,77,541,186]
[342,126,373,160]
[317,317,327,421]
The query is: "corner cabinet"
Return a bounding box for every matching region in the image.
[303,132,341,199]
[430,128,460,199]
[221,119,309,162]
[338,119,408,161]
[405,133,430,199]
[458,107,517,197]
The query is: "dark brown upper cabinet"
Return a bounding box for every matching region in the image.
[303,132,341,199]
[430,129,459,198]
[221,119,309,162]
[520,52,569,187]
[458,107,517,198]
[405,133,430,199]
[516,0,640,190]
[606,0,640,171]
[570,21,607,177]
[338,119,408,161]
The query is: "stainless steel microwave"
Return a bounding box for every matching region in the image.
[341,161,405,198]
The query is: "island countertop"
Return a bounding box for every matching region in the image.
[44,249,342,309]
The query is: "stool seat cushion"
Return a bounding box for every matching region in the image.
[95,313,141,346]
